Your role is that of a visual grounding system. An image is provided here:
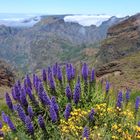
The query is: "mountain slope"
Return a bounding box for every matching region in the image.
[97,13,140,65]
[96,13,140,90]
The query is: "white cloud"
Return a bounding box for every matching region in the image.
[64,15,112,26]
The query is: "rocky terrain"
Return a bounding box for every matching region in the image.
[0,60,15,87]
[96,13,140,90]
[97,13,140,64]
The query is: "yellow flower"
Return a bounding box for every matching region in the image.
[112,135,118,139]
[112,124,118,130]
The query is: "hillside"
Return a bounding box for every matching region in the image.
[96,13,140,90]
[97,13,140,64]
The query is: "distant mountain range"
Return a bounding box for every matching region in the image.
[0,14,126,73]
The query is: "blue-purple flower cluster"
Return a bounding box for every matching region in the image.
[1,62,140,139]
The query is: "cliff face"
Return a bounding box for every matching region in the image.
[97,13,140,64]
[0,60,15,87]
[96,14,140,90]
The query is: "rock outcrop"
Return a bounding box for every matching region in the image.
[97,13,140,64]
[0,60,15,87]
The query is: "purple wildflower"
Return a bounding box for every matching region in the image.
[126,89,130,102]
[57,66,62,82]
[16,104,26,122]
[48,72,55,90]
[25,116,34,135]
[51,96,59,115]
[82,63,88,81]
[52,63,58,77]
[20,88,28,107]
[42,91,51,106]
[38,115,45,130]
[26,75,32,89]
[0,121,2,129]
[88,109,95,122]
[26,87,34,101]
[28,106,34,119]
[49,104,57,123]
[6,116,16,131]
[65,84,72,101]
[82,126,90,140]
[1,111,7,123]
[14,84,20,101]
[105,81,110,93]
[17,80,21,90]
[42,69,47,82]
[135,96,140,112]
[5,92,13,111]
[66,64,71,82]
[73,82,81,105]
[64,103,71,121]
[116,91,123,108]
[70,64,75,78]
[138,121,140,127]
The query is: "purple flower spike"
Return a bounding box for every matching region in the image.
[25,116,34,135]
[66,64,71,82]
[5,92,14,111]
[38,115,45,130]
[73,82,81,105]
[82,63,88,81]
[42,91,51,106]
[126,89,130,102]
[51,96,59,115]
[48,73,55,90]
[49,104,57,123]
[0,121,2,129]
[28,106,34,119]
[47,66,52,76]
[88,109,95,122]
[26,75,32,89]
[116,91,123,108]
[16,104,26,122]
[20,88,28,107]
[65,84,72,101]
[138,121,140,127]
[42,69,47,82]
[57,66,62,82]
[1,111,7,123]
[64,103,71,121]
[90,68,95,82]
[105,81,110,93]
[135,96,140,112]
[14,84,20,101]
[82,126,90,140]
[6,116,16,131]
[53,63,58,77]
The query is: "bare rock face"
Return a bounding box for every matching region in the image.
[96,61,122,77]
[0,60,15,87]
[97,13,140,64]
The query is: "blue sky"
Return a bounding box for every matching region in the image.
[0,0,140,16]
